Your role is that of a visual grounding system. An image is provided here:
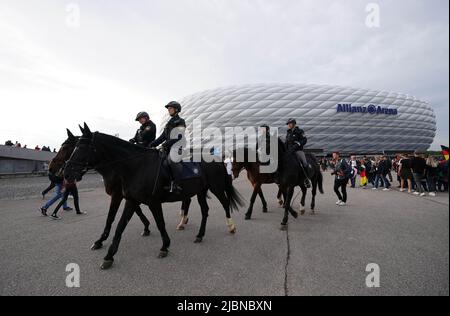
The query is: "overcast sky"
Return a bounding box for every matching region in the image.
[0,0,448,150]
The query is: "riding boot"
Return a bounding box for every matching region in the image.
[300,163,312,188]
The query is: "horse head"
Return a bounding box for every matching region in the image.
[64,123,97,181]
[49,129,79,174]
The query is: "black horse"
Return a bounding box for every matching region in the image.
[65,124,243,270]
[52,128,151,249]
[276,139,324,229]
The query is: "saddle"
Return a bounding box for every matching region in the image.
[162,155,202,181]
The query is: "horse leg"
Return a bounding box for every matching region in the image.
[277,188,284,207]
[258,187,268,213]
[101,200,135,270]
[135,205,151,236]
[91,194,122,251]
[281,187,294,230]
[177,198,191,231]
[245,184,260,220]
[311,178,318,215]
[213,190,236,234]
[300,185,307,215]
[148,202,171,258]
[194,191,209,243]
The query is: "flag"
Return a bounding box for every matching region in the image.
[442,145,449,161]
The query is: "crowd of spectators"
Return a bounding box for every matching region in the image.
[326,152,449,196]
[4,140,56,153]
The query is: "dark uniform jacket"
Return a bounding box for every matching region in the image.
[131,121,156,147]
[285,127,307,152]
[151,115,186,153]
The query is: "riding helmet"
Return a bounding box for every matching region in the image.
[165,101,182,113]
[286,118,297,125]
[135,112,150,121]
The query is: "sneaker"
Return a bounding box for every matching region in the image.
[413,192,420,195]
[383,188,390,191]
[76,211,87,215]
[420,193,426,197]
[40,207,48,217]
[429,192,436,197]
[64,207,73,212]
[336,200,342,205]
[338,201,347,206]
[50,214,61,220]
[399,189,405,192]
[372,188,378,190]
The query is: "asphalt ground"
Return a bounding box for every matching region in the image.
[0,173,448,296]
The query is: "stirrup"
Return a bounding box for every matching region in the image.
[304,178,312,188]
[170,181,182,193]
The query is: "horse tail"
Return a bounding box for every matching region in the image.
[318,170,324,194]
[225,175,245,213]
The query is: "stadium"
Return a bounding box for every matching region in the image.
[175,83,437,154]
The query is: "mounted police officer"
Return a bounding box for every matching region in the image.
[150,101,186,193]
[130,112,156,147]
[285,118,312,188]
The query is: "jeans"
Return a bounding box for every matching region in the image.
[427,176,438,193]
[375,174,390,188]
[334,178,348,203]
[42,184,68,210]
[350,175,357,188]
[374,174,384,188]
[53,186,80,215]
[413,173,425,194]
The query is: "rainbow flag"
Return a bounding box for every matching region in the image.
[442,145,449,161]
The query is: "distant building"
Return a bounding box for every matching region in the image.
[0,146,56,175]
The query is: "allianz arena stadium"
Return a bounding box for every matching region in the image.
[171,83,437,154]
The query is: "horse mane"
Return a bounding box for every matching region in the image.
[96,133,159,155]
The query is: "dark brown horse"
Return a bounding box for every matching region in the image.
[51,129,151,250]
[232,139,324,220]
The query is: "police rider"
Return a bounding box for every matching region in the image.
[130,112,157,147]
[150,101,186,193]
[285,118,312,188]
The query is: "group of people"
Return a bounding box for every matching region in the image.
[329,153,448,204]
[4,140,56,152]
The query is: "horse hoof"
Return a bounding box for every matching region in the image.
[300,209,306,215]
[101,260,114,270]
[278,199,284,206]
[245,214,251,220]
[194,237,203,243]
[262,208,268,213]
[292,211,299,219]
[91,243,103,251]
[280,224,288,231]
[229,227,237,234]
[158,251,169,258]
[142,230,151,237]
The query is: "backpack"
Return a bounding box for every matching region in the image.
[341,160,353,179]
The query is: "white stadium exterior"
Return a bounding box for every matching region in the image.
[170,83,437,154]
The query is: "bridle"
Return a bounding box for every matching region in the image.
[66,133,98,174]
